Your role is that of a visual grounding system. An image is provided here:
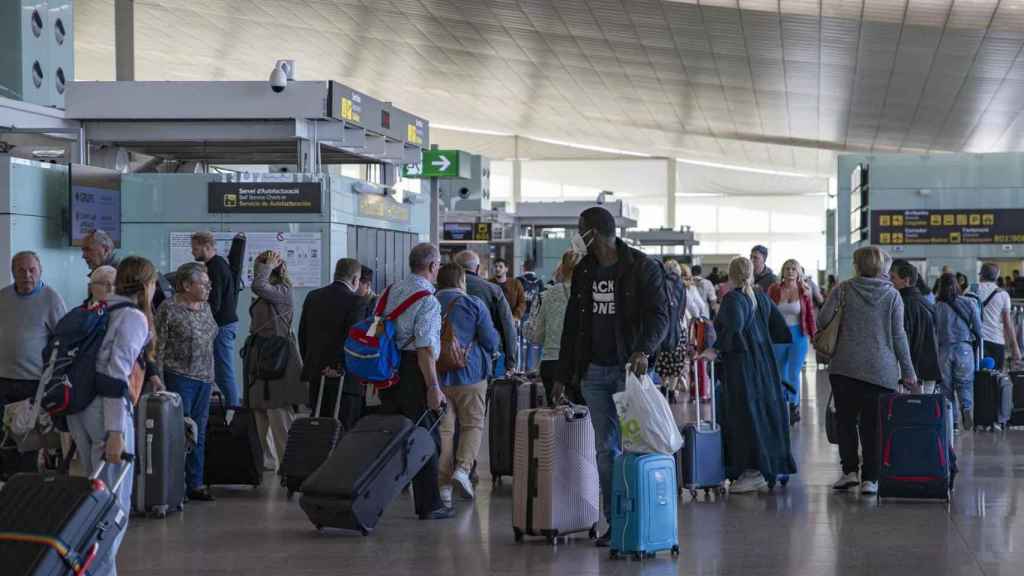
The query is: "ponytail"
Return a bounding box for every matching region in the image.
[115,256,158,361]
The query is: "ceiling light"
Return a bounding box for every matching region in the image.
[675,157,822,178]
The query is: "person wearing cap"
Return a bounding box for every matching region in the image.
[750,245,778,293]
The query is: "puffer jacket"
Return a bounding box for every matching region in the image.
[526,281,572,362]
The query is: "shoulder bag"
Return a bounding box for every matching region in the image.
[813,284,846,361]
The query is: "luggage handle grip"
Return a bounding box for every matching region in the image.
[92,453,135,495]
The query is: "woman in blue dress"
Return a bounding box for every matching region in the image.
[702,257,797,493]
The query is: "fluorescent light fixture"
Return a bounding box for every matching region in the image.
[431,124,514,137]
[675,157,822,179]
[523,135,652,158]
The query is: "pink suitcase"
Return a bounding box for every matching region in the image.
[513,405,600,545]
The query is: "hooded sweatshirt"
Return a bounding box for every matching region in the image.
[819,277,916,390]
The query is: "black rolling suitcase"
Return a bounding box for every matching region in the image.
[488,376,545,485]
[0,454,133,576]
[973,369,1012,430]
[204,392,263,487]
[299,411,440,535]
[280,376,344,496]
[1009,370,1024,426]
[133,391,186,517]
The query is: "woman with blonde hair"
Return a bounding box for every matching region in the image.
[528,250,579,404]
[702,256,796,493]
[244,250,305,473]
[767,258,817,424]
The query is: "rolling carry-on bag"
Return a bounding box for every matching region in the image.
[512,405,599,544]
[878,393,953,501]
[280,375,344,496]
[1009,370,1024,426]
[678,358,725,498]
[973,369,1012,430]
[488,376,545,485]
[204,392,263,487]
[0,454,133,576]
[610,452,680,560]
[133,391,186,518]
[299,410,441,535]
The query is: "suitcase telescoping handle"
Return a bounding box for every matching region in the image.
[91,452,135,495]
[694,357,717,431]
[314,372,346,420]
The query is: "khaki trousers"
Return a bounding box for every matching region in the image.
[438,380,488,485]
[253,407,295,471]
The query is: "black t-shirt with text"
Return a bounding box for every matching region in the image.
[590,264,620,366]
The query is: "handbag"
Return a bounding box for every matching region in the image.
[813,284,846,361]
[825,392,839,445]
[437,296,472,374]
[244,300,291,381]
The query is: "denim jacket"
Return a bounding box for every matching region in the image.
[934,297,982,348]
[435,288,500,386]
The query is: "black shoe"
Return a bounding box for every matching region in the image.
[419,505,455,520]
[187,488,216,502]
[594,530,611,548]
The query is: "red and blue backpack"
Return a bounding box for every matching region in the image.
[344,286,431,390]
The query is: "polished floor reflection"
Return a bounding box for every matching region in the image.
[118,370,1024,575]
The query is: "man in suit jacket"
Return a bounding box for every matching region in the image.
[455,250,517,372]
[298,258,368,430]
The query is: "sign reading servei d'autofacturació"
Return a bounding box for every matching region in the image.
[208,182,322,214]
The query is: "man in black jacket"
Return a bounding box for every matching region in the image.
[191,231,241,407]
[298,258,368,430]
[554,206,669,547]
[892,260,941,391]
[455,250,517,372]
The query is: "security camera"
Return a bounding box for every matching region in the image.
[269,60,295,93]
[458,187,471,199]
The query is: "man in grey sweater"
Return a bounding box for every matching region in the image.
[0,251,67,475]
[819,246,917,495]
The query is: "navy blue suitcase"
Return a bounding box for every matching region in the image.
[878,393,953,501]
[678,359,726,498]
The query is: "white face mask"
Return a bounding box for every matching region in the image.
[570,229,594,258]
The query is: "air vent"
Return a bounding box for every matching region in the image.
[31,9,43,37]
[32,62,43,88]
[55,68,65,94]
[54,18,66,45]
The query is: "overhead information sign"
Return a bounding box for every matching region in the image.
[402,149,471,179]
[208,182,322,214]
[872,209,1024,245]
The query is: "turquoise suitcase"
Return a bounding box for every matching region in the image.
[609,452,680,560]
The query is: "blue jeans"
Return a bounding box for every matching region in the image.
[773,324,809,406]
[939,342,974,413]
[580,363,626,523]
[214,322,240,407]
[165,373,212,491]
[66,396,134,576]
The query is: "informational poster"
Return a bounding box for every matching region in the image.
[169,232,323,287]
[208,182,322,214]
[69,164,122,247]
[872,209,1024,246]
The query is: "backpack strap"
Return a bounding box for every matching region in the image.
[373,286,392,318]
[983,289,1001,309]
[385,290,432,321]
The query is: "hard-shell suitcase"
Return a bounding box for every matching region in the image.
[204,392,263,487]
[133,391,186,518]
[610,452,680,560]
[878,393,952,501]
[0,455,133,576]
[488,376,545,485]
[973,369,1012,430]
[1009,370,1024,426]
[512,405,599,544]
[678,359,725,498]
[280,376,344,496]
[299,411,440,535]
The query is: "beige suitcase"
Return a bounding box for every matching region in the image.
[513,405,600,545]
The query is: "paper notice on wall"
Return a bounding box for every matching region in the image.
[169,232,323,288]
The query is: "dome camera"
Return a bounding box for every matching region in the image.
[269,60,295,93]
[458,187,471,199]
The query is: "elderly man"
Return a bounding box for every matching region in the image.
[0,251,67,475]
[82,228,169,311]
[454,251,517,372]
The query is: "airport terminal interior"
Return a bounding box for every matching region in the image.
[6,1,1024,575]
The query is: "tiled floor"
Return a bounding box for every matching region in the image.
[117,370,1024,575]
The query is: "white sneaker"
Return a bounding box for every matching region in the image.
[860,481,878,495]
[832,472,859,491]
[729,472,767,494]
[439,485,453,508]
[452,469,475,500]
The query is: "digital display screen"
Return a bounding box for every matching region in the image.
[443,223,474,241]
[69,164,122,248]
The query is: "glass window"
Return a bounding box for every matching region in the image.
[719,206,770,233]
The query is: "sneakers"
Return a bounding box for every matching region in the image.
[187,487,216,502]
[419,505,455,520]
[439,485,453,508]
[452,468,475,500]
[832,472,860,491]
[860,481,878,495]
[729,471,768,494]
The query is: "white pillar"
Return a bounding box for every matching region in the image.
[666,157,677,229]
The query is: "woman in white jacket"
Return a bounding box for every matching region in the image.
[526,251,578,404]
[67,256,157,576]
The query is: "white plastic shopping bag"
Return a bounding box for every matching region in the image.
[614,371,683,454]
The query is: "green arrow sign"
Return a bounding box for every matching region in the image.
[402,149,471,179]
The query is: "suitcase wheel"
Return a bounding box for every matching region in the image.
[492,476,501,487]
[689,489,699,500]
[779,475,790,487]
[671,545,680,557]
[610,549,620,560]
[632,552,643,561]
[151,506,168,519]
[514,528,524,543]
